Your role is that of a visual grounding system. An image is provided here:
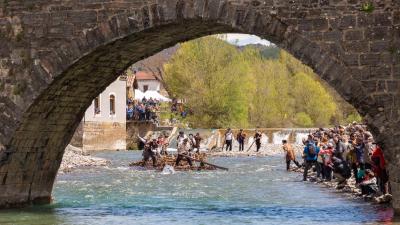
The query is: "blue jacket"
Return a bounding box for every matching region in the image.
[303,144,320,161]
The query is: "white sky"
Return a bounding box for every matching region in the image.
[225,33,271,46]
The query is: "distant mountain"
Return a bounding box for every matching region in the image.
[238,44,280,59]
[133,44,180,81]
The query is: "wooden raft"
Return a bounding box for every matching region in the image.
[129,153,223,171]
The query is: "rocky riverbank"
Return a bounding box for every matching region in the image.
[297,167,393,205]
[60,145,110,173]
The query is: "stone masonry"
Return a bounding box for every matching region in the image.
[82,121,126,151]
[0,0,399,212]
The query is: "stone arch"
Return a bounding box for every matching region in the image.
[0,0,398,212]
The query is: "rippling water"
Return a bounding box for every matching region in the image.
[0,151,395,225]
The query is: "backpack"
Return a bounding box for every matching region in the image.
[308,146,316,156]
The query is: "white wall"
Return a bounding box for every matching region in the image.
[84,77,126,123]
[137,80,160,92]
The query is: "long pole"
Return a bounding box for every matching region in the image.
[178,154,229,171]
[246,140,255,152]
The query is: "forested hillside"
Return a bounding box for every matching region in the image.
[163,37,361,128]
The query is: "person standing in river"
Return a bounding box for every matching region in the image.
[282,140,301,171]
[224,128,233,151]
[254,130,262,152]
[303,143,320,181]
[237,129,246,151]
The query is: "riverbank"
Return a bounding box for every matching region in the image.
[60,145,110,173]
[296,167,393,205]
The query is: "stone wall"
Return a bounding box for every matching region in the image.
[82,122,126,151]
[0,0,399,211]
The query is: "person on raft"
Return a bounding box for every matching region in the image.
[194,133,202,153]
[188,133,197,152]
[177,131,188,148]
[138,135,158,167]
[175,138,193,167]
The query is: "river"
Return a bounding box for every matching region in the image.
[0,151,394,225]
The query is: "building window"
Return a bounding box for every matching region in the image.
[94,96,101,115]
[110,94,115,116]
[143,85,149,92]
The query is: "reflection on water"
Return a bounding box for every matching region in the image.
[0,151,394,225]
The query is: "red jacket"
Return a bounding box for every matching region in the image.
[371,146,385,176]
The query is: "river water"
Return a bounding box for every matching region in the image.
[0,151,394,225]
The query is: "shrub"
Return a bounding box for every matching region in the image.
[294,112,314,128]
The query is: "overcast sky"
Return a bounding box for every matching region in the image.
[225,33,271,46]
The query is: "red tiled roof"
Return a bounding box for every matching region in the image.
[135,71,157,80]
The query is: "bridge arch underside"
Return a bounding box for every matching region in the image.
[0,19,399,211]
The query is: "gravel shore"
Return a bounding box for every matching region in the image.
[297,168,392,204]
[60,145,110,173]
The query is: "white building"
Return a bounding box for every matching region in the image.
[84,77,126,123]
[135,71,160,92]
[81,76,127,151]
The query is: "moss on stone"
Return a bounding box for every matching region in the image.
[361,2,374,13]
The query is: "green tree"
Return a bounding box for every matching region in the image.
[294,112,314,127]
[163,36,359,128]
[164,37,251,128]
[291,72,337,127]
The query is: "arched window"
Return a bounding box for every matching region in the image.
[109,94,115,115]
[94,96,100,115]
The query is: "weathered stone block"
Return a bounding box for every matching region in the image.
[344,29,363,41]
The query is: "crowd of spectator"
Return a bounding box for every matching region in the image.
[126,97,160,123]
[299,122,390,198]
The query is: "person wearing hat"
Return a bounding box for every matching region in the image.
[237,129,246,151]
[282,140,301,171]
[175,138,193,167]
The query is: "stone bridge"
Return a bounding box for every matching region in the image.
[0,0,399,212]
